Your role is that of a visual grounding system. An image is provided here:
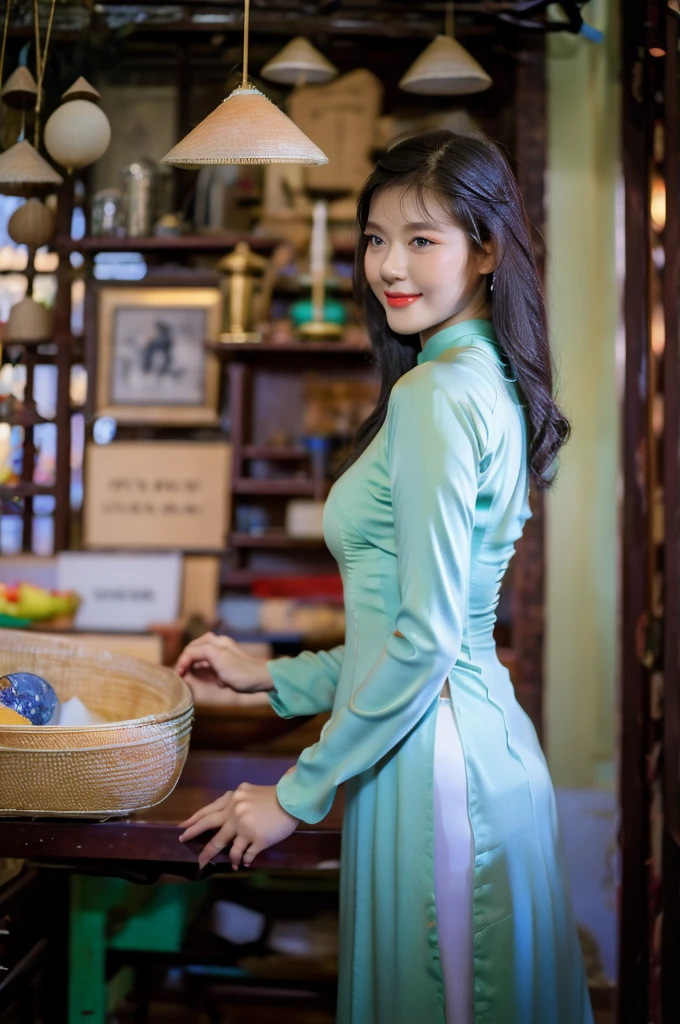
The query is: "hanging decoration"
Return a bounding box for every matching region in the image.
[1,66,37,110]
[261,36,337,86]
[3,295,53,343]
[162,0,327,167]
[0,0,65,194]
[7,195,55,247]
[0,138,62,195]
[43,77,111,171]
[399,3,492,96]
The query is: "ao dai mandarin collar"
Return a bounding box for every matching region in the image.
[417,318,500,366]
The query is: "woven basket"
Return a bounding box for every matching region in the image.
[0,630,193,818]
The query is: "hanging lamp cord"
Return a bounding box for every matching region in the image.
[32,0,41,83]
[445,1,454,38]
[0,0,12,89]
[33,0,57,148]
[242,0,250,87]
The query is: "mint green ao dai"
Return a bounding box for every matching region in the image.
[267,320,594,1024]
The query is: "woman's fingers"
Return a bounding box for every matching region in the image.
[197,822,237,871]
[182,674,226,702]
[179,811,232,843]
[228,836,252,871]
[175,638,220,676]
[178,792,232,832]
[242,842,262,868]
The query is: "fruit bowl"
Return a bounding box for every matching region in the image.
[0,582,80,630]
[0,614,31,629]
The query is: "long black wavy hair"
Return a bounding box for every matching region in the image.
[338,129,569,489]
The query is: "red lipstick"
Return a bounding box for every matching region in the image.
[384,291,422,308]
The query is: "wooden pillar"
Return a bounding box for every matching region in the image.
[512,29,547,740]
[661,6,680,1021]
[53,180,75,552]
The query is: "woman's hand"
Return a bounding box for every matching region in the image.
[175,632,274,695]
[178,778,300,872]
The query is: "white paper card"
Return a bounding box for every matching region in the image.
[56,552,182,632]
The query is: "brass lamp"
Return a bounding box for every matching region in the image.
[216,242,269,343]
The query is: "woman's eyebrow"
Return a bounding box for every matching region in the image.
[364,219,437,232]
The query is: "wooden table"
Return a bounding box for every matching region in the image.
[0,751,343,880]
[0,752,343,1023]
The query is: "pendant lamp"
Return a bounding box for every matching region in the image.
[261,36,337,86]
[44,77,111,171]
[399,3,491,96]
[161,0,327,167]
[0,140,62,196]
[1,67,38,109]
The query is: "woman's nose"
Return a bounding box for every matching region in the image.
[379,246,408,282]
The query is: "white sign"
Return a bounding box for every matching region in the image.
[56,552,182,633]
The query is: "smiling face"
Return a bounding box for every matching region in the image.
[363,184,495,345]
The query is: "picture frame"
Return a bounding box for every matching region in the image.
[94,284,222,425]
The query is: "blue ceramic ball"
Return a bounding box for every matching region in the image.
[0,672,58,725]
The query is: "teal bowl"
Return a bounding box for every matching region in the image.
[290,297,346,329]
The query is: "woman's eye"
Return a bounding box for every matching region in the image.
[365,234,383,247]
[412,236,433,248]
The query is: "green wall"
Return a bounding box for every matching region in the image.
[544,0,619,788]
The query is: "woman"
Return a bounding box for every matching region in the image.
[176,130,594,1024]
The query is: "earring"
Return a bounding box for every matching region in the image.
[490,271,496,293]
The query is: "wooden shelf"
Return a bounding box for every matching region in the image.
[222,568,342,590]
[221,570,269,588]
[230,531,327,549]
[0,407,49,428]
[207,340,372,358]
[220,629,306,644]
[54,232,279,254]
[272,276,353,295]
[0,336,54,349]
[233,478,330,497]
[0,405,82,427]
[0,483,56,498]
[242,446,309,461]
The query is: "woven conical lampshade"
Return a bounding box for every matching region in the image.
[0,140,63,196]
[1,67,38,110]
[399,34,492,95]
[161,85,328,167]
[261,37,338,85]
[62,76,101,102]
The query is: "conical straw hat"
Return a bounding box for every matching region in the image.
[261,37,338,85]
[1,67,38,110]
[62,76,101,102]
[161,85,328,167]
[0,140,63,195]
[399,35,492,95]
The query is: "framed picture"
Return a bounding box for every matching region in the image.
[95,284,222,425]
